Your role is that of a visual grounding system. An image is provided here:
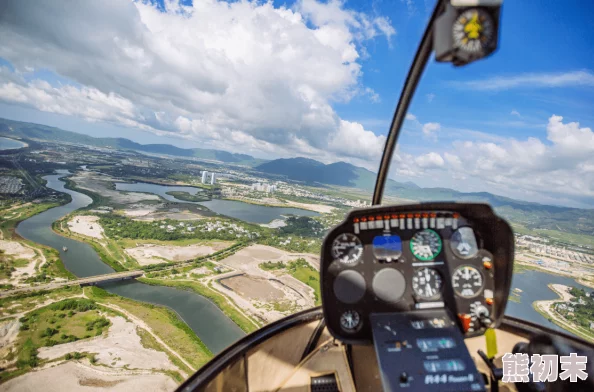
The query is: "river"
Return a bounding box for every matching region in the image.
[16,173,244,354]
[15,174,592,348]
[115,181,319,224]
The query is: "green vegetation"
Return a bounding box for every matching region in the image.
[138,277,259,333]
[280,216,324,237]
[85,286,211,369]
[287,258,321,305]
[0,286,82,317]
[259,261,286,270]
[564,287,594,329]
[166,191,210,202]
[1,298,112,382]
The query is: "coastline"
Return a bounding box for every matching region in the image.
[532,284,594,342]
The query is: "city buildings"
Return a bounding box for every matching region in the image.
[251,182,276,193]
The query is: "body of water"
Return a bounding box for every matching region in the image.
[115,181,319,224]
[16,173,244,354]
[0,137,27,150]
[506,269,591,338]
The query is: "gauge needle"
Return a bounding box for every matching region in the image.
[464,267,470,280]
[425,283,432,295]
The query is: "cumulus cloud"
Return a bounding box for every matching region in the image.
[422,122,441,140]
[426,93,435,103]
[395,115,594,205]
[415,152,444,168]
[510,109,521,117]
[0,0,393,162]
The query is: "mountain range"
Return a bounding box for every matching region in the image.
[0,118,264,166]
[1,117,593,238]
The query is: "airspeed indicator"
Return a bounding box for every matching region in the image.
[410,229,442,261]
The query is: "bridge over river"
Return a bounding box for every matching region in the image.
[0,270,144,298]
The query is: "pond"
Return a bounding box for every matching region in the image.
[115,181,319,224]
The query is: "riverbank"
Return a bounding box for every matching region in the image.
[0,291,200,388]
[515,260,594,290]
[138,277,260,333]
[532,284,594,342]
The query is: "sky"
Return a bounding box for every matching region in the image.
[0,0,593,208]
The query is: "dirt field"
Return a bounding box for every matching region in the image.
[68,215,104,239]
[220,244,319,272]
[38,315,177,371]
[222,275,284,301]
[0,240,36,259]
[0,319,20,367]
[212,244,318,323]
[0,240,39,286]
[125,242,230,265]
[1,361,177,392]
[70,171,159,204]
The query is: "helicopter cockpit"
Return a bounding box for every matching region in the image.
[176,1,594,391]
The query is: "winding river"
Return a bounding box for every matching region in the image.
[16,173,244,354]
[15,173,592,349]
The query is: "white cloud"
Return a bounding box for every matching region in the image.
[0,0,393,161]
[422,122,441,140]
[394,115,594,205]
[426,93,435,103]
[328,120,387,160]
[546,115,594,156]
[415,152,444,168]
[405,113,417,121]
[453,70,594,91]
[510,109,521,117]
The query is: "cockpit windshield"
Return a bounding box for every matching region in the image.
[0,1,592,391]
[385,1,594,342]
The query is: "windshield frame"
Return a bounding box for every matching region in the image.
[372,0,443,205]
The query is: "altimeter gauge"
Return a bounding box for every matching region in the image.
[332,233,363,264]
[410,229,442,261]
[453,8,495,54]
[412,268,443,299]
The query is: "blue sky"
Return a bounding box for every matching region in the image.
[0,0,593,207]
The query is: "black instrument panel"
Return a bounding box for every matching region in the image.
[321,203,514,344]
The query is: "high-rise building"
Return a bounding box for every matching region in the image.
[210,172,216,185]
[201,171,208,184]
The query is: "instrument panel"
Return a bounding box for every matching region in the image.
[321,203,514,344]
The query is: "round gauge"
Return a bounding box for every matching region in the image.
[450,227,479,259]
[452,265,484,298]
[331,233,363,264]
[340,310,361,332]
[412,268,443,299]
[452,8,495,54]
[410,229,442,261]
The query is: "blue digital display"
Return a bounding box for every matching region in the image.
[372,235,402,260]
